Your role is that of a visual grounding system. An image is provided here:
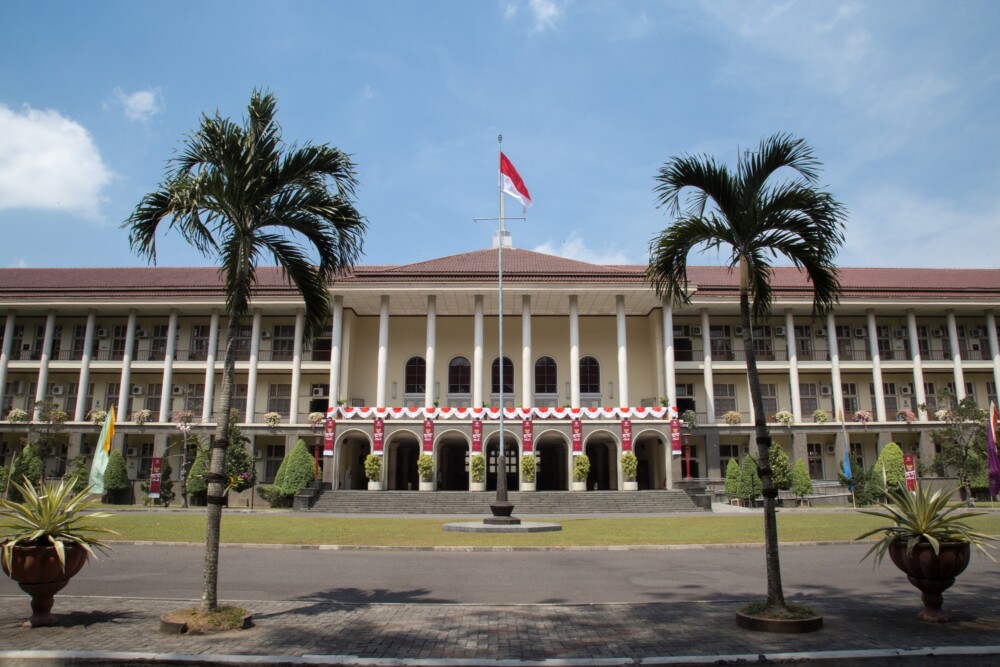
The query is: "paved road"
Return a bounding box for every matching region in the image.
[3,541,998,604]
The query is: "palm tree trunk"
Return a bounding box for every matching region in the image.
[201,310,239,612]
[739,287,787,611]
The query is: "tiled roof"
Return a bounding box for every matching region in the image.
[0,250,998,300]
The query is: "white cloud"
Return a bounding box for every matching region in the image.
[0,104,112,218]
[110,86,163,122]
[505,0,566,32]
[8,257,28,268]
[533,230,632,265]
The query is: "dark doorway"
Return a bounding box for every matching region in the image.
[486,437,518,491]
[536,439,568,491]
[438,440,469,490]
[585,441,615,490]
[390,440,419,490]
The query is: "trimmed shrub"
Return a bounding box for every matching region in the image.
[769,442,792,491]
[266,440,315,507]
[417,453,434,482]
[873,442,906,492]
[621,452,638,481]
[9,444,43,499]
[520,454,536,483]
[737,455,761,507]
[365,454,382,481]
[724,458,741,498]
[470,454,485,483]
[790,459,813,502]
[573,454,591,483]
[104,449,130,503]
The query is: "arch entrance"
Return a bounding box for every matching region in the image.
[386,435,419,490]
[485,433,519,491]
[634,432,667,489]
[535,434,568,491]
[585,435,617,490]
[337,431,371,490]
[436,433,470,491]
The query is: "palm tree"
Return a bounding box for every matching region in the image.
[123,90,366,611]
[647,133,846,613]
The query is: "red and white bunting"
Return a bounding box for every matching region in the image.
[334,406,669,421]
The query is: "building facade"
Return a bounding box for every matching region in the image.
[1,243,999,502]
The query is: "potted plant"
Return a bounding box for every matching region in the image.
[621,452,638,491]
[897,409,916,425]
[572,454,590,491]
[263,411,282,428]
[1,477,115,627]
[6,408,29,423]
[774,410,794,427]
[812,409,829,424]
[364,454,382,491]
[417,453,434,491]
[856,483,996,622]
[722,410,743,426]
[520,453,536,491]
[681,409,698,427]
[470,454,486,491]
[855,409,872,429]
[307,411,326,428]
[132,408,152,426]
[87,409,107,426]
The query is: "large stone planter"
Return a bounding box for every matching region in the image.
[623,481,639,491]
[470,481,486,492]
[571,481,587,491]
[367,480,382,491]
[888,540,971,622]
[520,481,536,492]
[1,543,89,627]
[419,481,434,491]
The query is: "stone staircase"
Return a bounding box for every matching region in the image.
[309,490,706,514]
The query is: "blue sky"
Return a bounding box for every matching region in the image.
[1,1,998,270]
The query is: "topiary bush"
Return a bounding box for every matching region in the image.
[264,440,315,507]
[520,453,536,483]
[365,453,382,482]
[737,455,762,507]
[724,458,741,499]
[470,454,485,483]
[874,442,906,493]
[103,449,130,504]
[790,458,814,503]
[769,442,792,491]
[573,454,591,483]
[417,453,434,482]
[8,444,43,500]
[621,452,638,482]
[185,445,210,504]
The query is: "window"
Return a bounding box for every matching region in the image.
[676,383,696,414]
[882,382,898,415]
[143,383,163,414]
[850,442,865,470]
[988,382,998,408]
[579,356,601,394]
[841,383,859,417]
[149,324,170,361]
[491,356,514,395]
[264,444,284,482]
[534,356,557,395]
[71,325,95,360]
[752,337,774,361]
[190,324,212,361]
[137,442,155,480]
[448,357,471,395]
[760,384,777,420]
[106,383,123,416]
[800,383,818,415]
[271,324,295,361]
[720,444,740,473]
[111,324,130,360]
[230,384,248,416]
[923,382,937,411]
[232,325,253,361]
[807,443,824,479]
[185,383,205,415]
[9,325,24,360]
[795,335,814,361]
[714,383,736,414]
[66,382,94,416]
[710,325,733,360]
[267,384,292,416]
[405,356,426,395]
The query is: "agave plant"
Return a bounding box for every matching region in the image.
[1,477,116,572]
[856,483,995,566]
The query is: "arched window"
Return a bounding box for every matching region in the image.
[448,356,471,394]
[404,357,426,395]
[491,356,514,394]
[534,356,557,394]
[580,356,601,394]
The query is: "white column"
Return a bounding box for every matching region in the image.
[245,310,262,422]
[473,295,484,408]
[701,309,714,423]
[118,310,137,419]
[946,310,965,400]
[202,310,219,422]
[987,310,1000,407]
[522,295,532,407]
[569,295,580,409]
[0,312,15,412]
[376,295,390,408]
[328,296,343,406]
[74,310,97,421]
[33,310,57,419]
[662,304,676,408]
[616,295,629,408]
[159,310,178,423]
[289,309,304,423]
[827,312,844,419]
[907,310,928,421]
[785,310,801,422]
[867,310,886,422]
[425,295,436,408]
[341,311,352,404]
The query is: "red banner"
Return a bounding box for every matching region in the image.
[670,418,682,456]
[522,419,533,453]
[621,419,632,451]
[323,410,336,457]
[423,418,434,453]
[373,418,384,453]
[149,457,163,499]
[472,419,483,452]
[571,418,582,453]
[904,453,917,491]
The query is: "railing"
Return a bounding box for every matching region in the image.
[714,349,789,362]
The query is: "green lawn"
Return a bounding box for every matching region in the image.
[67,511,1000,548]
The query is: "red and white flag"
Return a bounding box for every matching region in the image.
[500,152,532,211]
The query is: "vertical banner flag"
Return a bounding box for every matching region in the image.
[423,418,434,454]
[987,401,999,499]
[373,418,384,454]
[621,419,633,452]
[148,457,163,499]
[571,418,582,454]
[903,454,917,491]
[838,410,853,491]
[670,417,682,456]
[522,419,533,454]
[88,405,116,494]
[472,419,483,453]
[500,153,532,211]
[323,408,336,457]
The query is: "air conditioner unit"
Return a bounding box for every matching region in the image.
[51,385,65,396]
[131,385,144,396]
[970,328,984,338]
[96,328,109,339]
[816,327,826,337]
[692,326,703,336]
[826,444,836,454]
[21,343,30,351]
[854,327,866,338]
[894,329,906,339]
[971,343,981,351]
[311,386,325,397]
[172,385,185,395]
[136,330,148,339]
[910,444,919,453]
[900,385,912,395]
[126,447,136,456]
[10,380,25,395]
[734,326,744,336]
[260,331,271,339]
[932,328,945,338]
[774,326,785,336]
[820,385,832,396]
